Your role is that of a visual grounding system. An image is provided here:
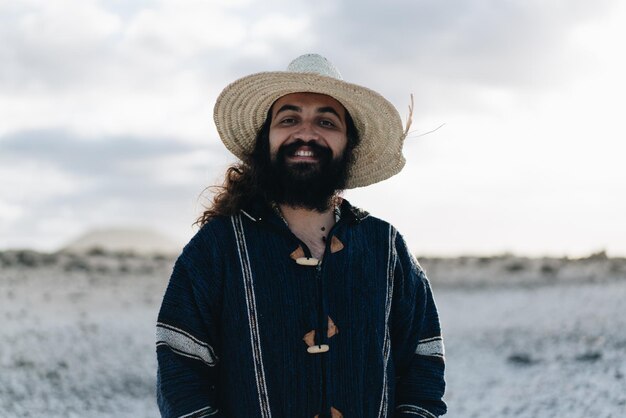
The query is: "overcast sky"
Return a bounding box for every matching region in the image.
[1,0,625,256]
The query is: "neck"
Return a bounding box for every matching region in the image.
[277,203,336,260]
[278,204,334,224]
[278,204,335,230]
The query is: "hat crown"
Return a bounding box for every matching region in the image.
[286,53,343,80]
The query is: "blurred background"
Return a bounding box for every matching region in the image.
[1,0,625,417]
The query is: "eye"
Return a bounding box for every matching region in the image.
[279,117,298,125]
[319,119,336,128]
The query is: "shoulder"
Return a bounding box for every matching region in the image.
[177,215,235,264]
[349,207,401,242]
[341,199,391,232]
[354,212,425,273]
[347,209,419,264]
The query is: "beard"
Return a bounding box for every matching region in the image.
[261,140,351,212]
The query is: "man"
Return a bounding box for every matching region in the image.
[156,54,446,418]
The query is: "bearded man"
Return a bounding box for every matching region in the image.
[156,54,447,418]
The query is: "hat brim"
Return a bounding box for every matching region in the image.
[213,71,406,188]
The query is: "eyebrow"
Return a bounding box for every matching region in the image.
[275,104,301,115]
[274,104,343,120]
[317,106,342,119]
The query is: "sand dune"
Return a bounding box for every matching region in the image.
[61,227,180,256]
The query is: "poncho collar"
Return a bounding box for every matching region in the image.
[240,197,369,226]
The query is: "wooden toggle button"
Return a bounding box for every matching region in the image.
[327,316,338,338]
[307,344,329,354]
[303,330,315,347]
[330,236,344,253]
[296,257,319,266]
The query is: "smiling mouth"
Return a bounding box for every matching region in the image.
[288,146,320,162]
[294,149,315,157]
[278,140,333,165]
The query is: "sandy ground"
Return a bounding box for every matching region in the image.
[0,250,625,417]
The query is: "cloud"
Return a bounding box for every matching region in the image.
[0,129,230,196]
[0,0,121,88]
[0,128,218,172]
[0,0,321,141]
[321,0,617,88]
[123,0,249,58]
[0,128,230,249]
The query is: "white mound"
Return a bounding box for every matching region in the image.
[61,227,180,256]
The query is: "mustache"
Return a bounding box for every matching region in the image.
[278,140,332,159]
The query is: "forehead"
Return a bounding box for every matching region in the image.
[271,92,346,117]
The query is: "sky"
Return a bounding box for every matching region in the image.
[1,0,625,256]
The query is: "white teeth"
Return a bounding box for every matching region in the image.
[295,150,314,157]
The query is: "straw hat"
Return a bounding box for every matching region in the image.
[213,53,411,188]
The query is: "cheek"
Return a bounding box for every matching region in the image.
[268,129,282,155]
[332,134,349,156]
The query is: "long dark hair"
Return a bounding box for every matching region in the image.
[194,109,359,227]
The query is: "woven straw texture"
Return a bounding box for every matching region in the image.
[213,55,407,188]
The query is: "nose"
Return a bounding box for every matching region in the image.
[293,121,319,142]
